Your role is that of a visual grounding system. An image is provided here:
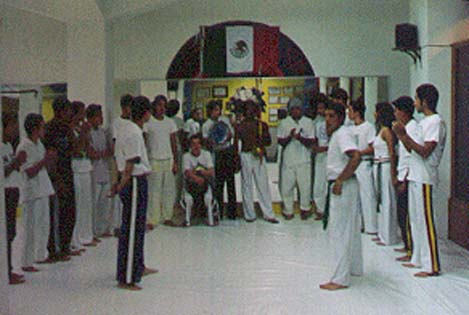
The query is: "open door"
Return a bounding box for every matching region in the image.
[449,40,469,250]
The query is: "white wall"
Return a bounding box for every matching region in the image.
[409,0,469,237]
[110,0,410,101]
[0,4,67,85]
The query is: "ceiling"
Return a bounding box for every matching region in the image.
[0,0,181,21]
[0,0,411,22]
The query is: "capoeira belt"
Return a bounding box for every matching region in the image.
[374,158,390,212]
[322,180,336,230]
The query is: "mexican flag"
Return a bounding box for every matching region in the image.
[202,24,281,77]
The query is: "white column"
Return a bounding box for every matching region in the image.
[364,77,378,123]
[339,77,351,98]
[67,19,107,123]
[18,89,41,140]
[319,78,327,94]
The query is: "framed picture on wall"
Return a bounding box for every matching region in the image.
[280,96,290,104]
[196,87,210,99]
[268,87,281,95]
[269,96,279,104]
[212,86,228,98]
[283,86,294,95]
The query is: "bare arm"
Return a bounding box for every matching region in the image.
[381,128,398,185]
[360,144,374,156]
[393,121,437,158]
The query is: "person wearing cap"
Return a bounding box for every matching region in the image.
[277,97,315,220]
[347,100,378,235]
[392,96,418,262]
[392,84,446,278]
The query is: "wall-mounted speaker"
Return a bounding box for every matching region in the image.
[395,23,419,49]
[167,80,179,91]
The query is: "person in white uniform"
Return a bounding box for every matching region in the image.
[145,95,178,228]
[393,84,446,278]
[182,134,215,226]
[311,94,329,220]
[278,98,315,220]
[87,104,113,238]
[111,94,133,236]
[16,114,55,272]
[320,102,362,291]
[183,108,203,146]
[372,102,399,246]
[392,96,418,262]
[2,112,26,284]
[70,101,95,250]
[348,100,378,234]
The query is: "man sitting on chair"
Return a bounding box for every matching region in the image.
[183,134,215,226]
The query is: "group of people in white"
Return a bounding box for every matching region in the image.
[2,82,445,291]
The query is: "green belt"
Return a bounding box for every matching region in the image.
[323,180,336,230]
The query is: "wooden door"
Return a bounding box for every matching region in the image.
[449,40,469,249]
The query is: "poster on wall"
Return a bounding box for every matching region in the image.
[280,96,290,104]
[268,87,281,95]
[269,96,279,104]
[196,87,210,99]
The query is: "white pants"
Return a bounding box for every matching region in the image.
[313,152,327,212]
[147,159,176,224]
[327,177,363,286]
[240,152,275,220]
[22,197,50,267]
[280,162,311,214]
[183,187,214,225]
[92,180,111,235]
[356,160,377,233]
[72,171,94,248]
[373,163,398,245]
[112,197,123,230]
[408,181,441,273]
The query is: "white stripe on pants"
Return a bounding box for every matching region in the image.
[22,197,50,267]
[356,161,377,233]
[183,187,214,225]
[280,162,311,214]
[327,177,363,286]
[147,159,175,224]
[373,163,398,245]
[240,152,274,220]
[72,171,94,248]
[313,152,327,212]
[92,180,111,235]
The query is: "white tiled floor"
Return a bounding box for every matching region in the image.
[9,216,469,315]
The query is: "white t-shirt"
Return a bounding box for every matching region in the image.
[16,138,55,202]
[278,116,315,165]
[184,118,200,137]
[313,116,329,147]
[408,114,446,185]
[145,116,177,160]
[183,149,213,173]
[112,116,132,160]
[115,121,151,176]
[1,142,23,188]
[326,125,358,180]
[90,127,110,183]
[397,119,418,181]
[351,121,375,159]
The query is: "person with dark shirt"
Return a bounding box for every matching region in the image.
[41,96,78,262]
[236,100,278,224]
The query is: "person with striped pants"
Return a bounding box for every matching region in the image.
[393,84,446,278]
[114,96,157,290]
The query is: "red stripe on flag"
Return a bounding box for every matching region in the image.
[254,26,283,76]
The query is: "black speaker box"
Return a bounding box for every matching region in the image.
[395,24,418,49]
[167,80,179,91]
